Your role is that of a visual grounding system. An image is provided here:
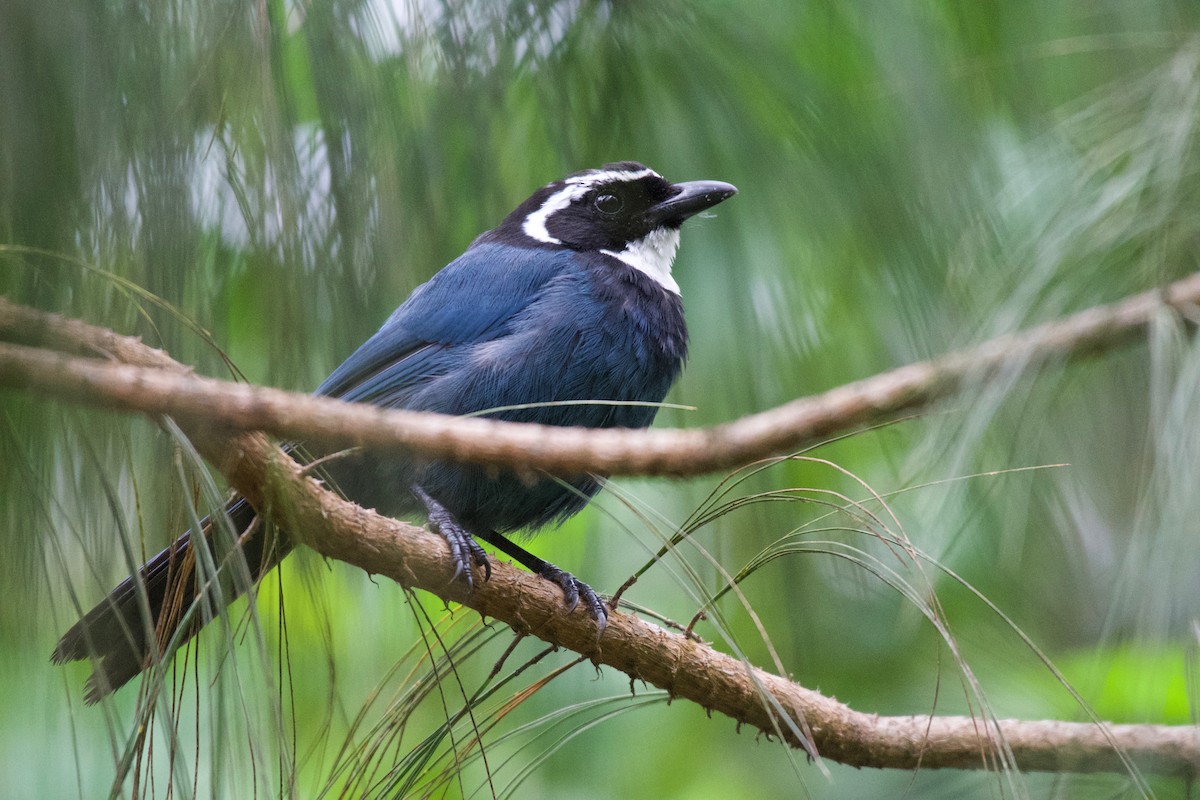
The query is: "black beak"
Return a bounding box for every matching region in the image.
[648,180,738,227]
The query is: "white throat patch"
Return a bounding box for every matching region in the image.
[602,227,681,295]
[521,167,659,245]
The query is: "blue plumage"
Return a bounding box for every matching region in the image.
[54,162,736,701]
[321,244,686,411]
[319,242,689,532]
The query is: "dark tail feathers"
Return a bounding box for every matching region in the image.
[52,497,291,703]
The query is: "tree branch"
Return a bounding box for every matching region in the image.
[4,295,1200,778]
[3,273,1199,478]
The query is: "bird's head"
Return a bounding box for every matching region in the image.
[487,162,737,294]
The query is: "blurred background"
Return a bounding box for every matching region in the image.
[4,1,1200,797]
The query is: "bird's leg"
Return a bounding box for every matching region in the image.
[410,487,607,631]
[410,486,491,589]
[473,529,608,633]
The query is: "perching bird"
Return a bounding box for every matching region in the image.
[53,162,737,702]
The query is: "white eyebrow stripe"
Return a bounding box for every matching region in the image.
[521,167,663,244]
[565,167,658,187]
[521,184,581,244]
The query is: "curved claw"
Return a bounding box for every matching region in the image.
[440,525,490,590]
[537,563,609,634]
[412,485,491,590]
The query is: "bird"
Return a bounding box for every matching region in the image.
[52,161,738,703]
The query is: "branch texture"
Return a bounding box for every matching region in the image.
[4,294,1200,778]
[4,274,1200,478]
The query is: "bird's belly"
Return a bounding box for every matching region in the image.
[418,463,600,532]
[330,283,684,534]
[326,437,601,534]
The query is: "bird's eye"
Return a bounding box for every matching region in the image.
[594,193,623,214]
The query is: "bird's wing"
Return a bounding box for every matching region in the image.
[315,243,568,406]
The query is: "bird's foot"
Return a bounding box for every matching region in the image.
[411,486,491,590]
[536,562,608,633]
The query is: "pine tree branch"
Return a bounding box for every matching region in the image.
[3,293,1200,777]
[4,273,1200,479]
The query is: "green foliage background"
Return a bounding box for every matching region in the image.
[4,1,1200,797]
